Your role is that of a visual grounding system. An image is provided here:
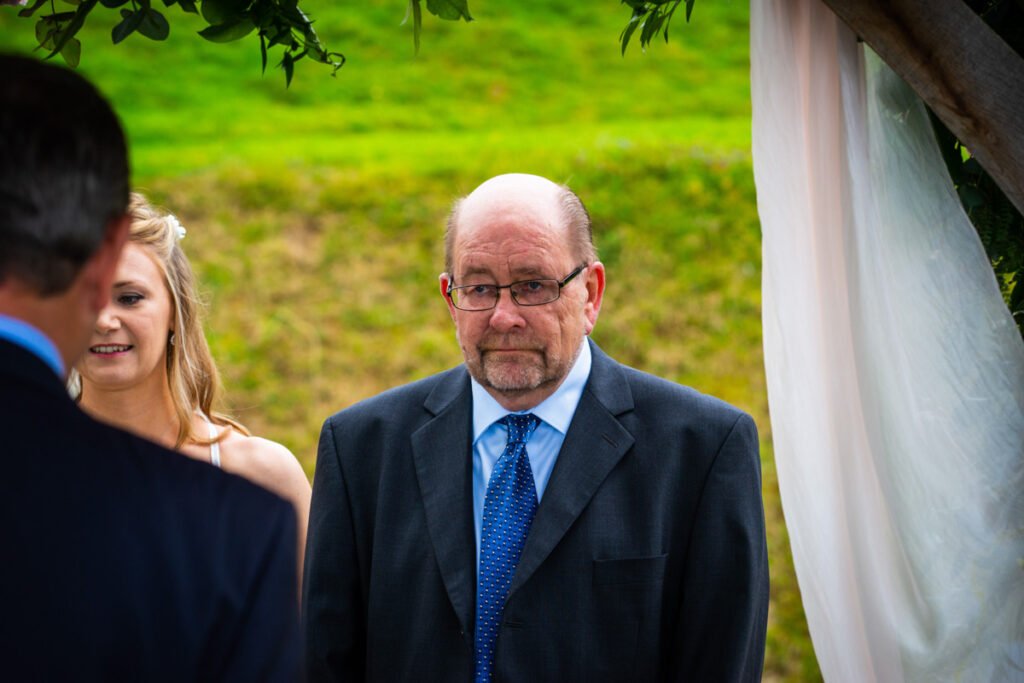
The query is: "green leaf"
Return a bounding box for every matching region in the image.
[259,33,268,73]
[200,0,249,26]
[62,0,82,6]
[266,26,293,48]
[137,7,169,40]
[176,0,198,13]
[249,0,273,28]
[48,0,97,58]
[425,0,470,21]
[198,17,256,42]
[98,0,129,7]
[281,50,294,87]
[42,10,77,21]
[60,36,81,67]
[640,10,666,47]
[277,2,304,26]
[408,0,422,55]
[35,19,58,49]
[111,9,144,43]
[685,0,695,22]
[619,11,642,55]
[663,0,680,42]
[18,0,49,18]
[638,14,655,46]
[959,185,986,209]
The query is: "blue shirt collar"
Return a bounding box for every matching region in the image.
[471,338,592,442]
[0,314,65,377]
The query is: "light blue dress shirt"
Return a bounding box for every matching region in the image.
[471,339,592,564]
[0,314,64,377]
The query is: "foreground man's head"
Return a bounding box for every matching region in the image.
[0,54,131,375]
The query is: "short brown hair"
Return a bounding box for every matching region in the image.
[0,54,129,295]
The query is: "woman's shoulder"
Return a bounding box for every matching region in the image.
[222,429,290,457]
[218,429,311,499]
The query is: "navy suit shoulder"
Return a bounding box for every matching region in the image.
[616,358,749,422]
[0,340,301,682]
[588,343,757,469]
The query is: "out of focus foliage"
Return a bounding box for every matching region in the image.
[4,0,469,85]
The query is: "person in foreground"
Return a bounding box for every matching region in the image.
[304,172,770,681]
[0,54,301,681]
[73,192,311,571]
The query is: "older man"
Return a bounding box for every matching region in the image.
[304,173,769,681]
[0,55,301,681]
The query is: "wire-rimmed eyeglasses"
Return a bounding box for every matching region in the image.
[446,264,587,311]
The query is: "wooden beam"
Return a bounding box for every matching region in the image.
[821,0,1024,216]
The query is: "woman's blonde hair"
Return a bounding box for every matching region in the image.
[75,192,249,447]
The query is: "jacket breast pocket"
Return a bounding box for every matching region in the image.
[592,553,668,586]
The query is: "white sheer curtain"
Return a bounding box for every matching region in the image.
[750,1,1024,680]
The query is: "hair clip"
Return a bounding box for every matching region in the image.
[167,214,186,241]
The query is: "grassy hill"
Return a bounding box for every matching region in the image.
[1,1,820,678]
[2,0,752,177]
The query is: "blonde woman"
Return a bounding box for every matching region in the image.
[74,193,311,573]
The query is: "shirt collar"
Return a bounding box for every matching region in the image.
[0,314,65,378]
[471,338,592,442]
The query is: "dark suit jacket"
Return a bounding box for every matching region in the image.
[0,338,302,682]
[305,340,768,682]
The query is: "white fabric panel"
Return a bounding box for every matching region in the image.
[750,1,1024,681]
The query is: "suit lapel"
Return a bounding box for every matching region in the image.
[411,368,477,638]
[509,341,636,597]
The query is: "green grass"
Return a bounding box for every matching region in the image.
[1,1,820,679]
[1,0,751,177]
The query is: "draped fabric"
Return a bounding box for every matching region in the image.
[750,1,1024,680]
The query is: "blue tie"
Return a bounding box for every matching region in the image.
[474,413,541,683]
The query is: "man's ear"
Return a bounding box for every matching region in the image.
[582,261,605,335]
[439,272,457,321]
[83,213,130,314]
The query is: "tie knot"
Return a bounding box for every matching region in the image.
[500,413,540,446]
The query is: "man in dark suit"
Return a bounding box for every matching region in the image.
[304,173,769,681]
[0,55,301,681]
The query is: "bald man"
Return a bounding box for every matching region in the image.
[304,174,769,682]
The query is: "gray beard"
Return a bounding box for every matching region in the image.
[479,351,549,393]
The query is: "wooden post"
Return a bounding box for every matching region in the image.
[821,0,1024,216]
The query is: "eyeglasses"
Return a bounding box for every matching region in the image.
[446,264,587,311]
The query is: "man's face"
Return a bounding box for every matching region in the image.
[441,192,603,411]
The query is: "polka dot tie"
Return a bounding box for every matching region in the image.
[474,413,541,683]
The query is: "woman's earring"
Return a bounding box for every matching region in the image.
[169,332,176,347]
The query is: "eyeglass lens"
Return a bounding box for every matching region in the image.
[452,280,560,310]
